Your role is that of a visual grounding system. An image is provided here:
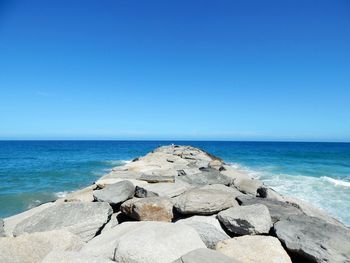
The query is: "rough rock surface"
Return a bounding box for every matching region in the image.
[175,188,238,215]
[175,215,227,235]
[274,215,350,263]
[0,218,5,237]
[216,235,292,263]
[13,202,113,241]
[93,180,135,205]
[176,221,230,249]
[3,202,55,237]
[0,230,84,263]
[56,185,97,203]
[120,197,173,222]
[200,184,243,198]
[173,248,240,263]
[135,181,192,198]
[233,178,263,195]
[237,195,303,223]
[178,168,233,186]
[42,251,113,263]
[218,204,272,235]
[83,221,206,263]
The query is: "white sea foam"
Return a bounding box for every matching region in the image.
[322,176,350,188]
[229,163,350,226]
[105,160,131,166]
[55,191,69,198]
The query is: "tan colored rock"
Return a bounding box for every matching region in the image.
[0,230,84,263]
[42,251,113,263]
[56,185,97,203]
[175,189,238,215]
[95,178,148,188]
[121,197,173,222]
[216,235,292,263]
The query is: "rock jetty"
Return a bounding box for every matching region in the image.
[1,145,349,263]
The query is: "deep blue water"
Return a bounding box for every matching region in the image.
[1,141,349,225]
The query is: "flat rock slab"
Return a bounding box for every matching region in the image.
[173,248,240,263]
[274,215,350,263]
[136,181,192,198]
[13,202,113,242]
[216,235,292,263]
[0,230,84,263]
[3,202,55,237]
[93,180,135,205]
[139,174,175,183]
[218,204,272,235]
[121,197,173,222]
[83,221,206,263]
[179,168,233,186]
[200,184,244,198]
[237,196,303,223]
[175,189,238,215]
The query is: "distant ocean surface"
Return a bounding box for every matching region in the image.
[1,141,349,225]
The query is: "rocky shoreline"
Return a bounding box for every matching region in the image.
[1,145,349,263]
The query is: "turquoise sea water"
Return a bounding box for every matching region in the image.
[0,141,349,225]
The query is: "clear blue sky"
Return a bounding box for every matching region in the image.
[0,0,349,141]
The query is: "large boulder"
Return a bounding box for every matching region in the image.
[233,178,263,195]
[56,185,97,203]
[178,168,233,186]
[0,230,84,263]
[200,184,243,198]
[237,195,303,223]
[93,180,135,205]
[3,202,55,237]
[216,235,292,263]
[175,189,238,215]
[13,202,113,242]
[82,221,206,263]
[274,215,350,263]
[218,204,272,235]
[175,215,227,235]
[173,248,240,263]
[0,218,5,237]
[176,221,229,249]
[135,181,192,198]
[120,197,173,222]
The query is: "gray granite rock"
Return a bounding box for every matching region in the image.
[216,235,292,263]
[120,197,173,222]
[237,195,303,223]
[0,230,84,263]
[134,185,158,198]
[136,181,192,198]
[93,180,135,205]
[177,221,230,249]
[175,215,227,235]
[139,174,175,183]
[200,184,243,198]
[42,251,113,263]
[274,215,350,263]
[234,178,263,195]
[218,204,272,235]
[0,218,5,237]
[175,189,238,215]
[83,221,206,263]
[3,202,55,237]
[179,168,233,186]
[13,202,113,242]
[173,248,240,263]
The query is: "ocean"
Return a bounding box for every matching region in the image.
[0,141,349,225]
